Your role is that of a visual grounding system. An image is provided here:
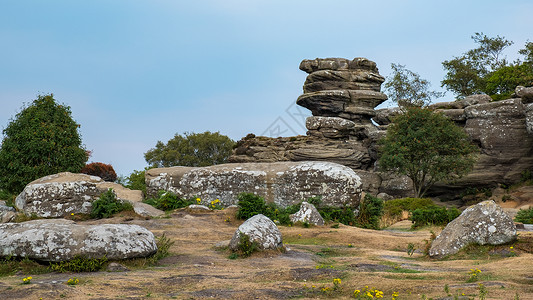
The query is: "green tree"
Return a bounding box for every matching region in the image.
[144,131,236,167]
[379,107,477,198]
[441,32,513,98]
[0,94,88,193]
[485,64,533,100]
[383,63,444,107]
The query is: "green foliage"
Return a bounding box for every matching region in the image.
[0,189,16,208]
[144,131,236,168]
[48,255,108,273]
[515,207,533,224]
[235,192,300,225]
[236,232,259,258]
[81,162,117,182]
[124,169,147,195]
[90,188,133,219]
[521,170,533,183]
[379,107,477,197]
[383,197,435,218]
[383,63,444,107]
[485,64,533,100]
[143,190,194,211]
[146,234,174,264]
[410,206,460,229]
[356,194,384,230]
[0,94,88,193]
[0,256,50,277]
[442,32,533,99]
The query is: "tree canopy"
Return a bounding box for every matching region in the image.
[144,131,236,168]
[441,33,533,99]
[379,107,477,198]
[0,94,88,193]
[383,63,444,107]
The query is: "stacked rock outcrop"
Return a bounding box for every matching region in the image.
[230,57,533,199]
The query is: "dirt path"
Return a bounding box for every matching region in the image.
[1,208,532,299]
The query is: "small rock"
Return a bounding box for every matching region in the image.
[107,262,130,272]
[289,202,324,226]
[229,214,283,251]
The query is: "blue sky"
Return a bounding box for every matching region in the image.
[1,0,532,176]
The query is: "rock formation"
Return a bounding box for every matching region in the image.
[229,58,533,199]
[429,201,516,258]
[146,161,362,208]
[229,214,283,251]
[15,172,164,218]
[0,219,157,262]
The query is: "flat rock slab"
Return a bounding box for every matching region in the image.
[0,219,157,262]
[146,161,362,208]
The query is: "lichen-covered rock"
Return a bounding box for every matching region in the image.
[0,219,157,262]
[229,214,282,251]
[146,161,362,208]
[429,201,516,258]
[289,202,324,225]
[516,86,533,103]
[16,172,104,217]
[0,201,16,223]
[15,172,163,218]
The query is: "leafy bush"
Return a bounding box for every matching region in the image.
[235,233,259,258]
[49,255,108,273]
[143,190,194,211]
[124,169,147,195]
[383,198,435,218]
[356,194,384,230]
[90,188,133,219]
[0,94,88,193]
[81,162,117,182]
[410,206,461,229]
[0,189,16,208]
[515,207,533,224]
[319,206,356,226]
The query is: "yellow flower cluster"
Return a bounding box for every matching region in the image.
[333,278,341,285]
[196,197,201,204]
[22,276,32,284]
[353,286,384,299]
[210,198,221,209]
[67,277,79,285]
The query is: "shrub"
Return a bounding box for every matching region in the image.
[143,190,194,211]
[90,188,133,219]
[236,193,268,220]
[383,198,435,217]
[81,162,117,182]
[357,194,384,230]
[515,207,533,224]
[410,206,461,229]
[319,206,356,226]
[48,255,108,273]
[235,232,259,258]
[124,169,147,195]
[0,94,88,193]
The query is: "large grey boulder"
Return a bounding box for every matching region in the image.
[229,214,282,251]
[146,161,362,208]
[516,86,533,103]
[429,201,516,258]
[289,202,324,226]
[0,219,157,262]
[15,172,164,218]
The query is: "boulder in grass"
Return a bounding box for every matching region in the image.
[429,200,517,258]
[229,214,282,251]
[0,219,157,262]
[289,202,324,226]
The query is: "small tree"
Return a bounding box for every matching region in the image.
[379,107,477,198]
[383,63,444,108]
[144,131,236,168]
[0,94,88,193]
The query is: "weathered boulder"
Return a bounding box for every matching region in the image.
[516,86,533,103]
[289,202,324,226]
[0,219,157,262]
[229,214,283,251]
[16,173,104,217]
[429,201,516,258]
[15,172,164,218]
[525,103,533,134]
[146,161,362,208]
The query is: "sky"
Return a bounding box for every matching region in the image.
[1,0,532,176]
